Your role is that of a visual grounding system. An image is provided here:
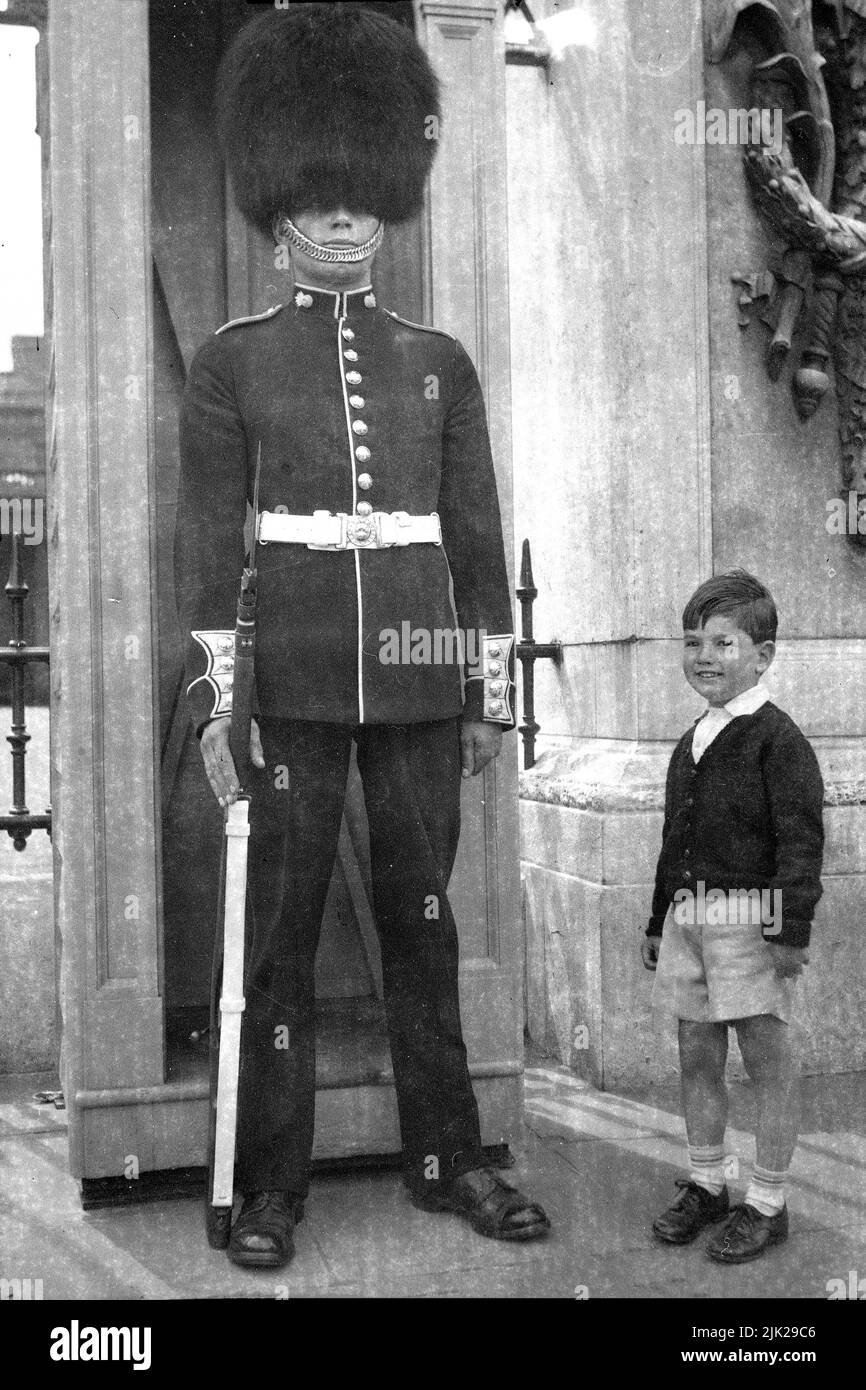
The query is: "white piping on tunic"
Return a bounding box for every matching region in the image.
[336,314,364,723]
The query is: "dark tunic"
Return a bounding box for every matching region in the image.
[175,284,515,732]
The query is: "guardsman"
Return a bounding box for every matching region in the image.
[175,2,550,1269]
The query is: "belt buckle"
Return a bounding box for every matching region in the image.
[346,514,378,547]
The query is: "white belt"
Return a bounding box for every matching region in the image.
[257,509,442,550]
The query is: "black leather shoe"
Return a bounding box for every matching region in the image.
[652,1180,730,1244]
[706,1202,788,1263]
[227,1190,304,1269]
[411,1167,551,1241]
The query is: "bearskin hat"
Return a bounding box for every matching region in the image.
[216,3,441,236]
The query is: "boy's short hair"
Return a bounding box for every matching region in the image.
[682,569,778,644]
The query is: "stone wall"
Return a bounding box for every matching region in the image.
[507,0,866,1088]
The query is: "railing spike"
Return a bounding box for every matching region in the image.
[515,536,562,770]
[519,537,534,594]
[5,531,26,598]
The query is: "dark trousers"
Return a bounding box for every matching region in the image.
[234,716,484,1197]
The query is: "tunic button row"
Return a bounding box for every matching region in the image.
[344,343,370,472]
[356,501,372,517]
[341,327,355,341]
[358,473,373,491]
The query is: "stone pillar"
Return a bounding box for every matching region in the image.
[47,0,163,1173]
[418,0,523,1127]
[508,0,866,1087]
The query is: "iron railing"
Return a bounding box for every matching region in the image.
[516,538,562,769]
[0,532,51,849]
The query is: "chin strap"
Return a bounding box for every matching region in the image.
[276,216,385,264]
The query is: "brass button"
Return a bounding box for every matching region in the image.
[343,348,359,361]
[218,638,233,652]
[487,699,504,715]
[487,661,502,676]
[489,680,504,696]
[357,473,373,490]
[346,371,362,386]
[356,501,372,517]
[341,327,355,341]
[352,420,368,435]
[349,395,365,409]
[355,445,371,462]
[488,643,502,657]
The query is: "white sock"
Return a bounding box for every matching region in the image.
[745,1165,787,1216]
[688,1144,726,1196]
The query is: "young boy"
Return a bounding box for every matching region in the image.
[641,570,824,1263]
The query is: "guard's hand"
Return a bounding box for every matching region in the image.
[641,936,660,971]
[768,943,809,979]
[200,717,265,806]
[460,720,502,777]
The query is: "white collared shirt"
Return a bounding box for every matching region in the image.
[691,682,770,763]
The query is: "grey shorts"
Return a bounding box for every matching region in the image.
[651,904,794,1024]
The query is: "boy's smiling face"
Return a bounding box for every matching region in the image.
[682,613,775,707]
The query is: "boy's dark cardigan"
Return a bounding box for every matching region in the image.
[646,701,824,949]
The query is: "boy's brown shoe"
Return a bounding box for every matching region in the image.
[705,1202,788,1263]
[652,1179,730,1244]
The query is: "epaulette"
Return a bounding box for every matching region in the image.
[215,304,284,335]
[384,309,455,341]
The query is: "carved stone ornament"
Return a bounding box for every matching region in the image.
[711,0,866,541]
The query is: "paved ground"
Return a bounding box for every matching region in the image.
[1,1061,864,1300]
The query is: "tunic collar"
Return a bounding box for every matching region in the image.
[292,283,377,319]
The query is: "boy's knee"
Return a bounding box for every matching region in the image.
[735,1014,797,1078]
[678,1019,727,1076]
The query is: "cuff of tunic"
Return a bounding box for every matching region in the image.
[464,633,516,727]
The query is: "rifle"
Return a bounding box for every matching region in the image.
[205,447,261,1249]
